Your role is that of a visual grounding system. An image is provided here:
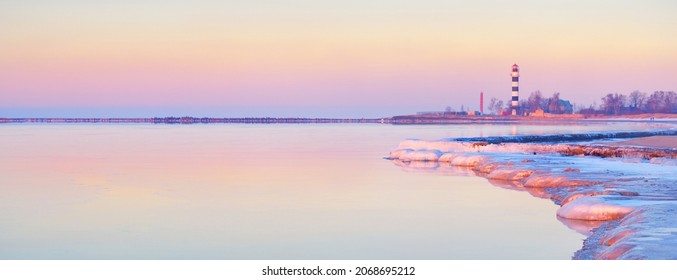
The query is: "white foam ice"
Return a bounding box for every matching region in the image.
[387,129,677,259]
[557,196,639,221]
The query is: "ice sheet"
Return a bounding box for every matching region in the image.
[387,130,677,259]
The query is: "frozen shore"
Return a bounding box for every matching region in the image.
[387,130,677,259]
[613,136,677,149]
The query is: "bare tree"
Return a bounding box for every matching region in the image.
[578,104,594,115]
[601,93,627,115]
[489,98,504,115]
[494,100,504,115]
[488,98,497,115]
[628,90,647,112]
[526,90,544,113]
[646,92,662,113]
[648,91,677,113]
[665,91,677,113]
[548,92,562,114]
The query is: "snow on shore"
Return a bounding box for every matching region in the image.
[387,130,677,259]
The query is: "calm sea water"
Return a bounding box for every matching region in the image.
[0,122,665,259]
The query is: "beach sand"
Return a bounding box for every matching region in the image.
[614,136,677,149]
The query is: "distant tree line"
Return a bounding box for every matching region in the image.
[487,90,573,115]
[483,90,676,116]
[520,90,573,114]
[579,91,677,115]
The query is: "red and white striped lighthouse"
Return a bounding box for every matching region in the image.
[511,64,520,116]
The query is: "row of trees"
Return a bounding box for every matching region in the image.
[486,91,572,115]
[485,90,677,116]
[522,91,573,114]
[588,91,677,115]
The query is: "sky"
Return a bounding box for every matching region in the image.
[1,0,676,117]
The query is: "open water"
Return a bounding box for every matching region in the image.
[0,122,666,259]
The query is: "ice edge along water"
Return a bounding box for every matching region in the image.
[387,129,677,260]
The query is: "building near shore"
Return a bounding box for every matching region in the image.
[531,109,545,117]
[549,99,574,114]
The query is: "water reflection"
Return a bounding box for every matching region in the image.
[486,178,527,192]
[2,123,653,259]
[388,159,597,244]
[391,159,476,176]
[557,216,605,237]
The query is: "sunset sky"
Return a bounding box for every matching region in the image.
[1,0,676,117]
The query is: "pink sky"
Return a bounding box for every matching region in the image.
[1,0,676,117]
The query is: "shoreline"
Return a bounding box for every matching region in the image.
[612,136,677,149]
[0,117,385,124]
[387,133,677,259]
[2,113,677,125]
[388,113,677,124]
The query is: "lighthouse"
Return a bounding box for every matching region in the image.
[511,64,520,116]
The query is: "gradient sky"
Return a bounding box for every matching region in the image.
[1,0,676,117]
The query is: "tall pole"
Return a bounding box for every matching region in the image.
[511,64,520,116]
[480,92,484,115]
